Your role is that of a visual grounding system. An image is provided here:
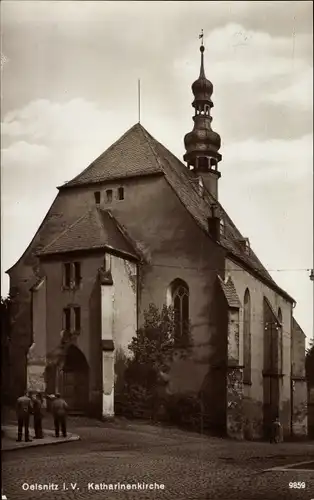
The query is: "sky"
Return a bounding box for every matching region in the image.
[1,1,313,343]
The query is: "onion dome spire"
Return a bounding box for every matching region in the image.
[183,33,222,181]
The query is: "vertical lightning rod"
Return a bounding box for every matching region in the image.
[138,79,141,124]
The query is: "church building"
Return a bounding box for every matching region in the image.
[6,41,307,439]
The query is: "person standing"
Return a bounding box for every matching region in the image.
[16,391,32,442]
[270,416,283,444]
[51,393,68,438]
[33,392,44,439]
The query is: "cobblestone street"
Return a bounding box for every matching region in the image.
[2,417,314,500]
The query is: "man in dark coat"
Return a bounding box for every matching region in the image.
[51,393,68,438]
[16,391,32,442]
[32,392,44,439]
[270,416,283,443]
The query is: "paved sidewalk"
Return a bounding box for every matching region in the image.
[2,425,80,451]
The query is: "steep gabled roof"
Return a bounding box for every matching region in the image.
[37,208,141,260]
[61,124,163,188]
[137,127,294,302]
[24,123,293,302]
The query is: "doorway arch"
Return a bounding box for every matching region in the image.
[61,345,89,413]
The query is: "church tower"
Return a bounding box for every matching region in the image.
[184,34,222,199]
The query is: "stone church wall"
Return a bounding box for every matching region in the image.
[8,187,101,399]
[225,258,305,439]
[291,319,307,436]
[27,279,47,395]
[42,253,104,411]
[8,172,228,426]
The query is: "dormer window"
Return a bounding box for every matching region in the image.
[118,187,124,200]
[220,218,225,236]
[94,191,101,204]
[106,189,113,203]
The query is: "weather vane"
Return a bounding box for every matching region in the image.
[199,29,204,46]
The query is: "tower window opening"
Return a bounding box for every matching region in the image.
[94,191,101,204]
[118,187,124,200]
[198,157,209,171]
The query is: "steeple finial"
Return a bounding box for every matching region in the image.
[199,29,204,47]
[183,35,222,199]
[198,30,205,78]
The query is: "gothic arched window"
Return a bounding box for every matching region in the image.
[243,288,252,384]
[169,279,189,339]
[278,308,283,375]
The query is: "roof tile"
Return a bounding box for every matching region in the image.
[218,275,241,308]
[38,208,140,259]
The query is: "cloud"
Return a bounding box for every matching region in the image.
[265,67,313,109]
[1,98,138,182]
[2,140,50,165]
[3,98,114,146]
[223,134,313,183]
[175,23,310,85]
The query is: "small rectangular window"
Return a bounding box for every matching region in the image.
[106,189,113,203]
[74,262,81,287]
[74,307,81,331]
[63,263,71,288]
[63,308,71,331]
[94,191,101,204]
[118,187,124,200]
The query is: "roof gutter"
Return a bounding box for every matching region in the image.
[37,245,140,263]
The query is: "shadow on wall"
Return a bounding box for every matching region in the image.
[89,276,102,418]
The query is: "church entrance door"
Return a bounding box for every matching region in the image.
[62,345,89,413]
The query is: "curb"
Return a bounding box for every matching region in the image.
[2,435,80,451]
[2,426,80,451]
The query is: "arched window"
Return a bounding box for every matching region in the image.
[278,308,283,375]
[169,279,189,339]
[243,288,251,384]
